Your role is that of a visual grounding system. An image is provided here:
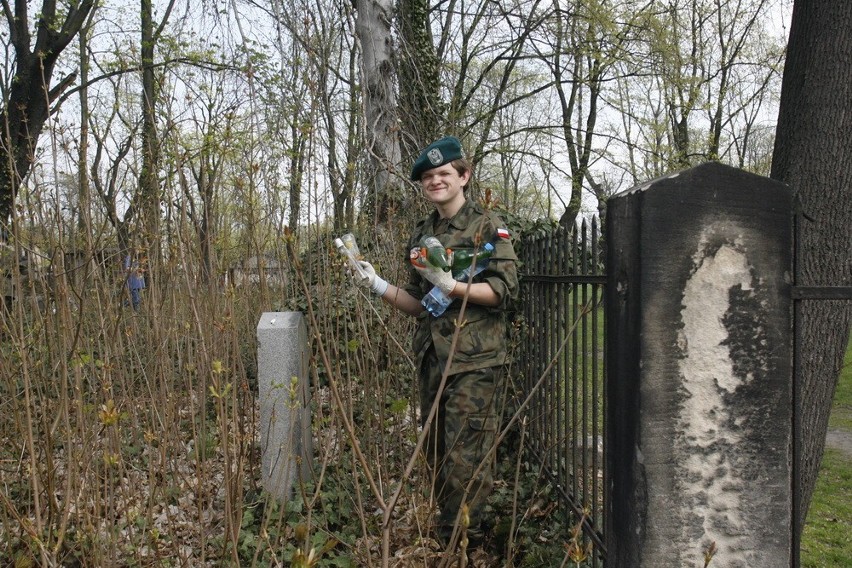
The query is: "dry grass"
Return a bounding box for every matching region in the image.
[1,218,573,567]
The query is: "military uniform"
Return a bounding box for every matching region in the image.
[403,198,519,544]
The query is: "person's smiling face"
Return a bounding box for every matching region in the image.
[420,163,470,217]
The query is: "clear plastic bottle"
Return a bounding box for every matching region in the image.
[422,242,495,317]
[333,233,368,280]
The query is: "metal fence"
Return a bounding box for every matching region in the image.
[518,217,607,565]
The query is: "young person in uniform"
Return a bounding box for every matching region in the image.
[351,136,519,548]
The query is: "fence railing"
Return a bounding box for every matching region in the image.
[518,217,607,564]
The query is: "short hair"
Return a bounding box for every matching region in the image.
[450,158,473,187]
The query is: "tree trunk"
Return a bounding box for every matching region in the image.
[140,0,161,252]
[78,18,94,245]
[770,0,852,534]
[0,51,57,225]
[288,124,307,233]
[396,0,444,160]
[0,0,95,224]
[554,9,605,229]
[354,0,403,225]
[198,159,217,286]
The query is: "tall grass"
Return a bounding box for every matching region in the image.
[1,230,279,565]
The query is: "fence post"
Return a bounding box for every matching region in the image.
[256,311,314,501]
[605,162,794,567]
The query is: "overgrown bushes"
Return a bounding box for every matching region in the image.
[1,220,582,566]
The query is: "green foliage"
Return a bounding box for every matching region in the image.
[485,440,597,567]
[235,481,361,567]
[492,204,560,244]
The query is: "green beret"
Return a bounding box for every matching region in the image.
[410,136,464,181]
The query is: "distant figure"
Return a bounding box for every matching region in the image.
[124,252,145,310]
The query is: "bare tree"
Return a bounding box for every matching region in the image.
[172,76,236,285]
[606,0,784,189]
[0,0,96,226]
[284,0,360,232]
[89,75,139,253]
[704,0,779,161]
[654,0,783,167]
[76,9,98,244]
[544,0,635,227]
[138,0,178,261]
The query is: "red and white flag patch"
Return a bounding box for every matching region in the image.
[496,228,510,239]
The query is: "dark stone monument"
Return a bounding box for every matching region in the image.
[606,163,794,567]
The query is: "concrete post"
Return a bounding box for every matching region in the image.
[257,311,313,501]
[606,163,794,567]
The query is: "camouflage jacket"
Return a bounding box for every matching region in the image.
[403,199,519,375]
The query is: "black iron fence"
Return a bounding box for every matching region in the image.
[518,217,607,565]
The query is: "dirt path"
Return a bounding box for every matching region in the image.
[826,428,852,459]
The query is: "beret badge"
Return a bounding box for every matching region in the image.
[427,148,444,165]
[410,136,464,181]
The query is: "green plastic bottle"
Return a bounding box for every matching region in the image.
[411,236,451,272]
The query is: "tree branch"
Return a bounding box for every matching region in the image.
[48,71,77,103]
[6,0,31,56]
[51,57,240,113]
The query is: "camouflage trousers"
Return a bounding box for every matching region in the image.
[418,346,503,545]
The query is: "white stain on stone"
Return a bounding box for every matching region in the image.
[678,240,753,567]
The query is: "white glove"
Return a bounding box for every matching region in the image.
[351,260,388,296]
[414,264,457,295]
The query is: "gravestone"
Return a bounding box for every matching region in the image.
[257,312,313,501]
[606,163,794,567]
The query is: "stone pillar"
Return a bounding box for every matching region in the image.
[606,163,794,567]
[257,312,313,501]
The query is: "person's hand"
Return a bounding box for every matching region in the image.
[350,260,388,296]
[414,263,456,295]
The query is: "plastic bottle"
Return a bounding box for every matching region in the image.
[422,242,495,317]
[333,233,368,281]
[411,236,451,272]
